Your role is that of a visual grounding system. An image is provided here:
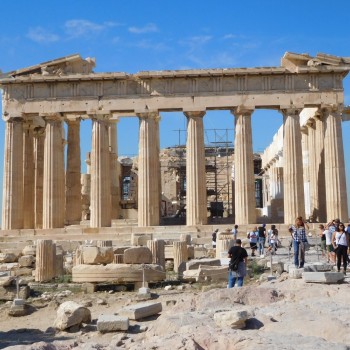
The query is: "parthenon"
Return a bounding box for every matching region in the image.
[0,51,349,231]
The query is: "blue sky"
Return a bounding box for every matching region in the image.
[0,0,349,221]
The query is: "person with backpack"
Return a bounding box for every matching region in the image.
[227,239,248,288]
[331,222,350,274]
[212,228,219,248]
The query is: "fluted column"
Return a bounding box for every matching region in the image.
[322,106,348,221]
[109,120,120,220]
[307,118,318,221]
[301,127,310,220]
[1,117,24,230]
[42,115,65,229]
[65,118,81,224]
[35,240,56,282]
[216,238,235,258]
[315,117,326,222]
[282,108,305,224]
[232,107,256,224]
[33,127,45,229]
[173,241,188,274]
[23,120,35,229]
[185,111,207,226]
[137,112,160,226]
[90,115,111,227]
[147,239,165,269]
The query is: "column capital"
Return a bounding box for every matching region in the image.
[136,111,159,120]
[183,111,205,119]
[88,113,111,122]
[41,113,62,121]
[4,115,24,123]
[33,126,45,137]
[280,106,303,117]
[319,103,343,115]
[64,114,82,123]
[231,105,254,116]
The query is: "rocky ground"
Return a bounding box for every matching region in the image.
[0,244,349,350]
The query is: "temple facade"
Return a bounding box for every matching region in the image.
[0,52,349,230]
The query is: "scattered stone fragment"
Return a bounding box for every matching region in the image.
[214,309,252,329]
[303,272,345,284]
[119,301,162,320]
[54,301,91,331]
[97,314,129,332]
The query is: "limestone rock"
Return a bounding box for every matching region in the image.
[289,267,304,279]
[123,247,152,264]
[82,246,114,265]
[303,272,345,284]
[22,245,36,256]
[53,301,91,330]
[303,262,333,272]
[72,263,165,283]
[198,266,228,283]
[0,253,17,263]
[0,285,30,301]
[18,255,35,267]
[186,258,221,270]
[131,233,153,246]
[119,301,162,320]
[97,314,129,332]
[214,309,251,329]
[0,276,15,287]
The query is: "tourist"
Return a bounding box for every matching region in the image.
[327,218,339,237]
[291,217,309,268]
[257,224,266,255]
[212,228,218,248]
[227,239,248,287]
[231,225,239,240]
[331,222,350,274]
[323,224,336,264]
[247,227,258,256]
[318,224,327,258]
[267,225,278,253]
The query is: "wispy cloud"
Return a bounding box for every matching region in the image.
[179,35,213,53]
[64,19,119,38]
[27,27,60,43]
[128,23,158,34]
[130,39,169,51]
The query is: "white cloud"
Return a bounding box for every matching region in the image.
[64,19,119,38]
[128,23,158,34]
[27,27,60,43]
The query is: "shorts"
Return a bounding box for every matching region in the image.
[320,240,326,251]
[250,242,257,249]
[326,244,334,252]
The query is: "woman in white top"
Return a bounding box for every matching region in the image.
[331,223,350,274]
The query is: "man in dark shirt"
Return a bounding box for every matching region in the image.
[228,239,248,287]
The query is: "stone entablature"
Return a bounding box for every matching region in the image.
[1,52,350,118]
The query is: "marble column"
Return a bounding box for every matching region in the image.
[33,127,45,229]
[301,127,310,220]
[184,111,207,226]
[269,164,284,222]
[23,120,35,229]
[43,115,65,229]
[1,117,24,230]
[137,112,160,226]
[147,239,165,269]
[282,108,305,224]
[65,118,81,225]
[315,117,327,222]
[232,107,256,224]
[173,241,188,274]
[109,120,120,220]
[35,240,56,282]
[322,106,348,221]
[307,118,318,221]
[90,115,111,227]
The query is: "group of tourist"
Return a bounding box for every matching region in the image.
[318,218,350,274]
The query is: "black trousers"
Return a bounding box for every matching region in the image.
[336,244,348,272]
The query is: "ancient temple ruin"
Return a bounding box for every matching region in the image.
[0,52,349,231]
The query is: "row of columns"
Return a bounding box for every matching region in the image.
[266,106,348,223]
[1,105,348,230]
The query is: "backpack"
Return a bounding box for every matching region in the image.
[229,256,240,271]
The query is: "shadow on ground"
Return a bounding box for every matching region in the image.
[0,329,73,349]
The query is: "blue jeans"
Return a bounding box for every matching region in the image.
[258,237,265,255]
[228,271,244,287]
[293,241,305,268]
